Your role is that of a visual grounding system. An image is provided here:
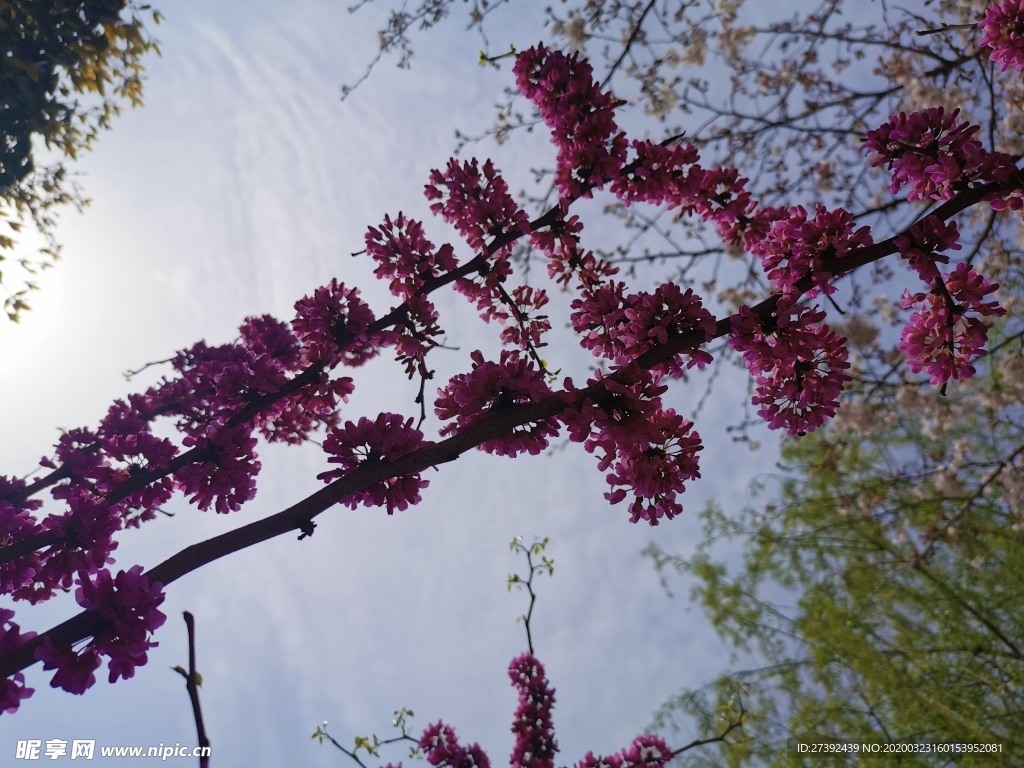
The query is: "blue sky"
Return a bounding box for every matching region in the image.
[0,1,785,765]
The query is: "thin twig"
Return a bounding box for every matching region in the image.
[178,612,210,768]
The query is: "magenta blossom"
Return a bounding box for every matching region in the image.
[317,413,432,514]
[425,159,530,256]
[293,279,379,368]
[685,167,757,246]
[753,204,872,299]
[35,639,101,695]
[617,283,717,377]
[898,263,1005,386]
[239,314,302,370]
[576,736,673,768]
[0,476,44,599]
[497,285,552,351]
[75,565,166,684]
[365,213,459,301]
[376,293,447,379]
[602,408,703,526]
[513,45,628,199]
[571,282,715,377]
[435,351,559,457]
[33,491,121,603]
[419,721,491,768]
[509,654,558,768]
[560,366,701,525]
[730,303,852,437]
[980,0,1024,72]
[0,608,36,714]
[863,108,992,201]
[530,211,619,290]
[176,424,261,514]
[609,139,701,207]
[893,216,959,284]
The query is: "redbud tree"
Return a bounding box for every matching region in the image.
[0,2,1023,763]
[356,0,1024,443]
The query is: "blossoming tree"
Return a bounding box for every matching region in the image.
[353,0,1024,443]
[0,1,1022,765]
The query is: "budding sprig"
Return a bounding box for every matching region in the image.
[507,535,554,656]
[312,709,422,768]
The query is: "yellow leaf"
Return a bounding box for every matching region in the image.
[8,57,40,82]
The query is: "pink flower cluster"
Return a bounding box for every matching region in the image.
[603,408,703,525]
[0,610,35,713]
[293,279,380,368]
[497,285,552,351]
[571,282,716,377]
[168,314,341,445]
[366,213,459,301]
[1,477,44,597]
[980,0,1024,73]
[559,366,703,525]
[513,45,628,199]
[576,736,674,768]
[609,139,701,207]
[35,640,100,696]
[678,167,759,247]
[730,303,851,437]
[0,280,402,708]
[318,413,432,514]
[0,309,357,609]
[753,204,872,298]
[34,566,166,694]
[3,470,122,606]
[94,433,177,518]
[608,139,785,251]
[176,424,261,514]
[509,654,558,768]
[258,369,355,446]
[898,263,1005,386]
[530,211,619,290]
[447,247,514,328]
[863,108,1014,201]
[893,216,959,284]
[419,722,491,768]
[380,293,447,379]
[425,159,531,255]
[35,490,120,599]
[411,652,672,768]
[435,351,558,457]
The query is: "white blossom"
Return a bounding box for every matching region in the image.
[716,25,756,65]
[999,353,1024,391]
[833,399,896,437]
[682,28,707,66]
[564,16,589,52]
[834,314,879,349]
[714,0,743,21]
[873,294,899,325]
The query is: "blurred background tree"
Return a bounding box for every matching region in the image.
[1,0,161,324]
